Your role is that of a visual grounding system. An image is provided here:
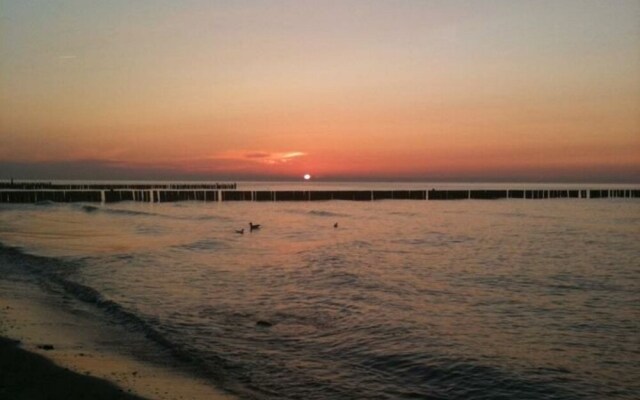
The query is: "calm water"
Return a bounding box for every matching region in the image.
[1,183,639,399]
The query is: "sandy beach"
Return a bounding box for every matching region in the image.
[0,276,236,400]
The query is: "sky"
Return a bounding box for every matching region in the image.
[1,0,639,182]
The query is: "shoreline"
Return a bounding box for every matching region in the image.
[0,272,237,400]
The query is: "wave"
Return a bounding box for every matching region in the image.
[0,242,591,400]
[0,243,233,391]
[307,210,346,217]
[387,211,419,217]
[81,205,100,213]
[191,214,231,222]
[73,204,230,222]
[172,238,229,252]
[99,207,158,217]
[73,204,159,217]
[358,353,574,399]
[34,200,57,206]
[283,209,348,218]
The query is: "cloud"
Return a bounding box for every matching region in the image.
[244,151,306,165]
[244,152,271,159]
[279,151,306,159]
[232,150,307,164]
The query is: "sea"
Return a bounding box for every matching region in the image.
[0,182,638,400]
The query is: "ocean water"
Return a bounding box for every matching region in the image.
[0,183,639,399]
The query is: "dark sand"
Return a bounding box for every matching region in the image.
[0,336,146,400]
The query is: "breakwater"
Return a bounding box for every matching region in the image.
[0,182,236,190]
[0,188,638,203]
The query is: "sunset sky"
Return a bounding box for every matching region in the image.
[1,0,639,181]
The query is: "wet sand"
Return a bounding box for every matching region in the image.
[0,278,236,400]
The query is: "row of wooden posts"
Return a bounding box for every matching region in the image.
[0,189,638,203]
[0,182,237,190]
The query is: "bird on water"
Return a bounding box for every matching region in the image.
[249,222,261,231]
[235,228,244,234]
[334,222,338,228]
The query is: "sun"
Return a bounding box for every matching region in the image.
[303,174,311,180]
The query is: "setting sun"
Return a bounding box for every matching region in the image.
[0,2,637,399]
[0,1,637,182]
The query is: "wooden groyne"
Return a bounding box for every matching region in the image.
[0,182,236,190]
[0,188,638,203]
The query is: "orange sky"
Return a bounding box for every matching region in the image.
[1,0,639,181]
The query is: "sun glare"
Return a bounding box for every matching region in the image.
[304,174,311,180]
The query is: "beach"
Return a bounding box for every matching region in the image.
[2,0,639,397]
[0,265,236,400]
[0,336,145,400]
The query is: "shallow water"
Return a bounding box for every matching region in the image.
[1,185,639,399]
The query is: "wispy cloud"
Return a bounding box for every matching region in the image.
[244,152,271,159]
[246,151,306,164]
[207,150,307,165]
[278,151,306,160]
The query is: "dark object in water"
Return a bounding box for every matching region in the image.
[249,222,261,231]
[256,320,272,328]
[235,228,244,234]
[334,222,338,228]
[38,344,55,351]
